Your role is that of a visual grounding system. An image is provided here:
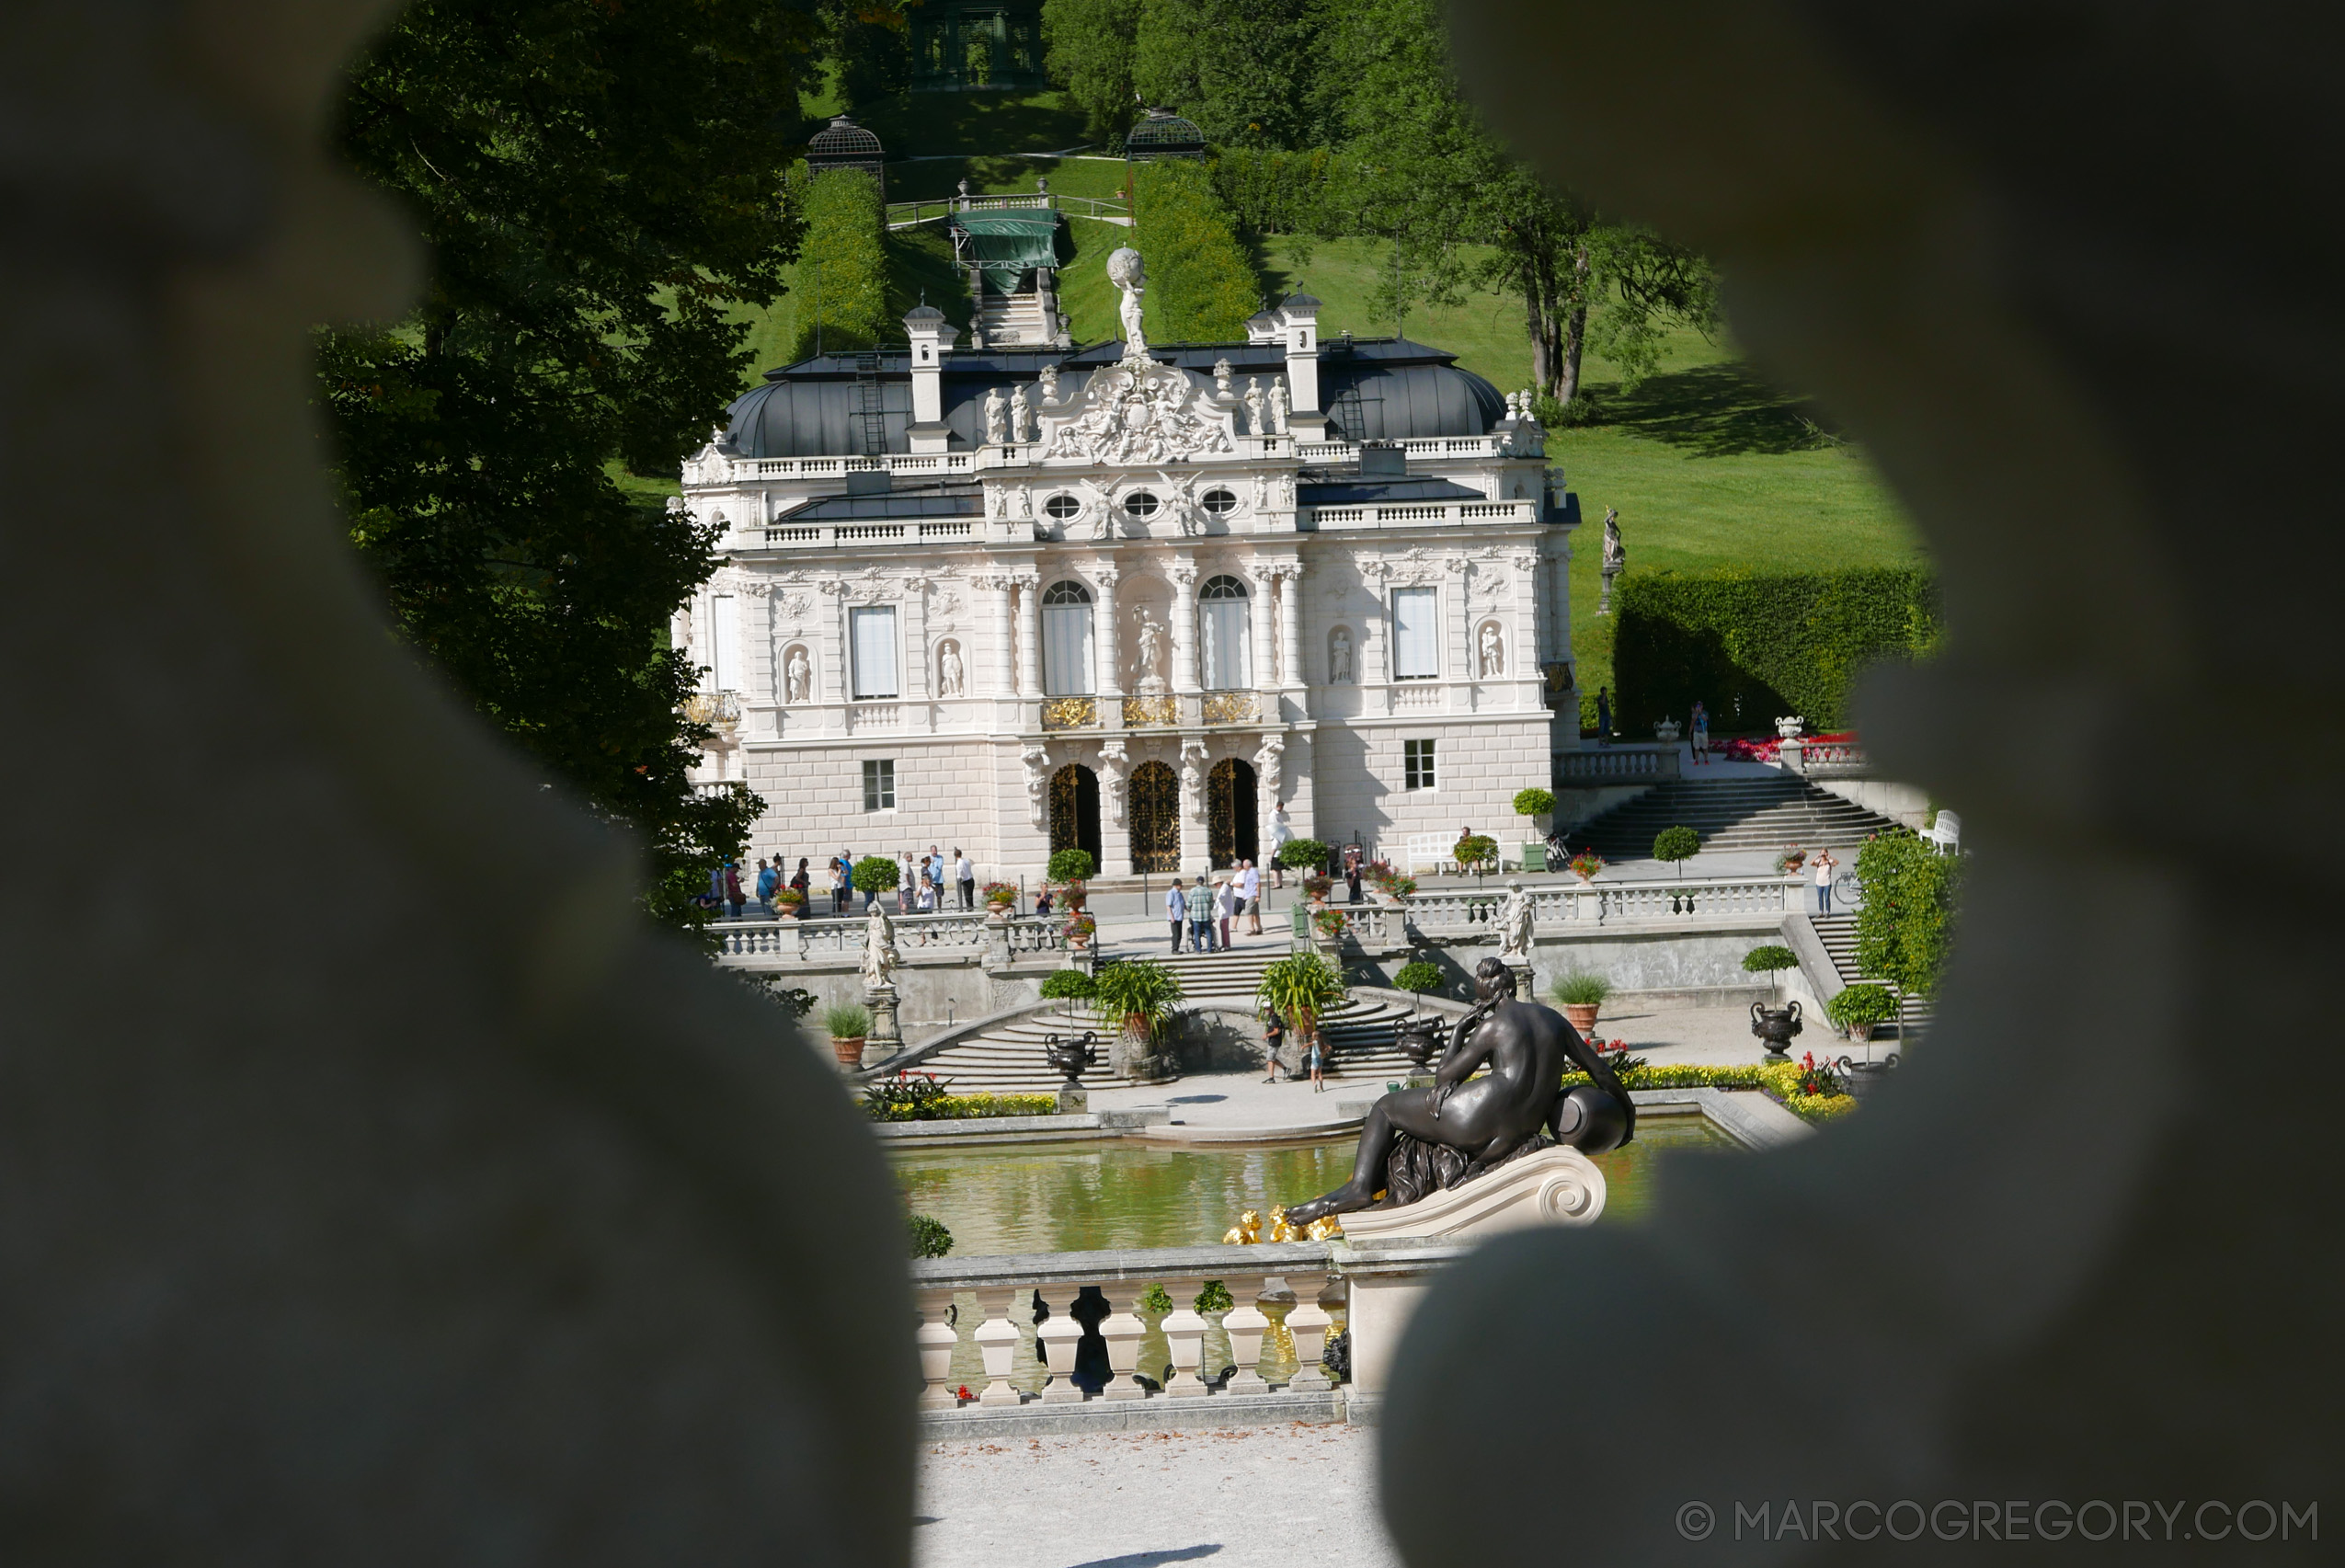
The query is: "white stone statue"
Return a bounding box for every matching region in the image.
[1479,623,1505,677]
[861,901,899,988]
[1022,745,1051,829]
[1107,246,1149,358]
[1134,607,1168,691]
[1276,474,1296,508]
[1268,379,1289,434]
[1602,506,1626,570]
[1098,742,1129,827]
[1039,362,1060,400]
[1213,357,1233,397]
[1495,879,1535,961]
[784,646,811,703]
[1243,376,1264,437]
[938,640,966,697]
[1179,741,1207,822]
[1329,626,1354,684]
[1013,486,1032,518]
[1254,736,1285,804]
[1012,383,1035,442]
[984,385,1008,444]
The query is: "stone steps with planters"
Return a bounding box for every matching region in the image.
[1563,776,1905,859]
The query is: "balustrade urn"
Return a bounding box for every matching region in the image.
[1284,1273,1334,1392]
[1036,1304,1087,1403]
[1221,1295,1273,1395]
[1160,1283,1210,1398]
[916,1289,963,1410]
[1097,1289,1150,1401]
[970,1288,1025,1406]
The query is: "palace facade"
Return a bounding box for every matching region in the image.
[676,278,1583,877]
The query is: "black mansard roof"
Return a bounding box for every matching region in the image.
[720,336,1510,459]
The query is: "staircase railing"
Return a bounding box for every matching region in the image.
[1314,875,1806,942]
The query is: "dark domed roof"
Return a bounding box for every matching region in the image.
[806,115,885,185]
[1281,292,1322,310]
[905,303,945,324]
[1127,107,1205,162]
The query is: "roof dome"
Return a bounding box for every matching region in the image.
[1320,349,1509,442]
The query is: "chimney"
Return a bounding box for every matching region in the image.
[1276,292,1324,438]
[903,304,958,453]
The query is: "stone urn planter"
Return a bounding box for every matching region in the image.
[1561,1002,1601,1039]
[1749,1000,1803,1059]
[1063,879,1089,911]
[830,1035,866,1070]
[1654,719,1683,742]
[1392,1014,1447,1070]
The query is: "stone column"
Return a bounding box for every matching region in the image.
[1015,574,1042,698]
[980,574,1014,697]
[1169,563,1198,692]
[1278,566,1303,692]
[1093,567,1123,697]
[1248,562,1277,694]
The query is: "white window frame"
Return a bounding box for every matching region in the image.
[1404,738,1436,791]
[863,759,897,811]
[849,605,899,699]
[1041,581,1095,696]
[1391,587,1439,681]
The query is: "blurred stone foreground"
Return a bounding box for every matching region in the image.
[0,3,2336,1566]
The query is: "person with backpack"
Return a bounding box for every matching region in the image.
[1188,875,1218,953]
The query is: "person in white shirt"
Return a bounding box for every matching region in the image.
[954,848,975,910]
[1240,860,1262,934]
[1813,848,1838,914]
[1217,876,1239,949]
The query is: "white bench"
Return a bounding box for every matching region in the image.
[1921,809,1962,855]
[1403,833,1447,876]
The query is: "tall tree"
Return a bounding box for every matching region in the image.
[822,0,918,109]
[319,0,817,933]
[1042,0,1144,141]
[1132,0,1333,149]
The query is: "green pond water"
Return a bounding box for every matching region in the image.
[895,1110,1736,1395]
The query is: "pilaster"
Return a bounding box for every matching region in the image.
[1169,561,1199,693]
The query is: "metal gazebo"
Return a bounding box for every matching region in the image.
[806,115,886,191]
[1125,107,1206,164]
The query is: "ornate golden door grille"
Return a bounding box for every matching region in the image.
[1207,757,1258,869]
[1128,761,1179,874]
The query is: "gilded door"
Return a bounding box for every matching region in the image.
[1128,761,1179,874]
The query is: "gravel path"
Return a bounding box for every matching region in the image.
[914,1425,1399,1568]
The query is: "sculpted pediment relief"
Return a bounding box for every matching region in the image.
[1037,355,1237,466]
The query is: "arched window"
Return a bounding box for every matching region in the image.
[1197,574,1251,690]
[1123,491,1161,521]
[1041,579,1095,695]
[1201,487,1238,517]
[1045,493,1081,521]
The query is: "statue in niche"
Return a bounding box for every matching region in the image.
[984,386,1009,445]
[938,641,966,697]
[1014,487,1032,519]
[1012,384,1035,442]
[1287,959,1634,1224]
[1107,246,1150,359]
[1276,475,1296,508]
[1329,626,1354,684]
[1179,743,1206,820]
[1479,623,1505,677]
[1213,357,1233,397]
[1243,376,1264,436]
[860,900,899,990]
[1133,607,1168,692]
[1269,379,1289,434]
[784,646,812,704]
[1099,743,1129,827]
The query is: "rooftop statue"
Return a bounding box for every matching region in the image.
[1107,246,1149,360]
[1287,958,1634,1222]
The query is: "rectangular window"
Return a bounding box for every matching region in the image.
[862,759,896,811]
[849,606,898,699]
[1404,738,1436,791]
[1391,587,1438,680]
[1201,598,1251,689]
[1042,602,1095,696]
[708,593,739,691]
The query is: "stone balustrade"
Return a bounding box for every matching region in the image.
[910,1242,1367,1417]
[1780,737,1870,778]
[1311,874,1803,943]
[1553,744,1682,784]
[712,910,1064,964]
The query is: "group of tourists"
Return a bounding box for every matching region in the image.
[706,847,979,919]
[1165,861,1264,952]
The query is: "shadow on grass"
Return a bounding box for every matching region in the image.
[847,89,1088,160]
[1585,361,1841,457]
[884,229,974,334]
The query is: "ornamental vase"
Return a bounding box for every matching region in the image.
[831,1036,866,1070]
[1561,1003,1601,1040]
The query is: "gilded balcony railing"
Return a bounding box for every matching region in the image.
[1121,694,1177,728]
[1201,692,1259,725]
[1040,696,1097,730]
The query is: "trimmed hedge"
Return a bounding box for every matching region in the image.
[789,166,888,361]
[1129,161,1256,343]
[1613,567,1941,734]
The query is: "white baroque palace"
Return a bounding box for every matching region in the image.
[677,254,1583,876]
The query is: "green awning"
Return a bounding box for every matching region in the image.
[951,211,1063,273]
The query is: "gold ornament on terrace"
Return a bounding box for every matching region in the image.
[1223,1203,1340,1244]
[1121,694,1177,728]
[1040,696,1096,729]
[1221,1208,1261,1245]
[1201,691,1257,725]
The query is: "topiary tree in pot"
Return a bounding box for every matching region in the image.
[1653,825,1701,876]
[1047,847,1097,910]
[1512,787,1557,870]
[1393,956,1446,1017]
[1039,966,1095,1020]
[1743,944,1799,1001]
[1825,982,1897,1043]
[850,854,900,908]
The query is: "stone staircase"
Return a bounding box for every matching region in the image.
[1564,774,1905,860]
[889,947,1436,1093]
[975,290,1053,347]
[1803,912,1934,1038]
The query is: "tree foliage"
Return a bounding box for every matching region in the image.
[1132,0,1334,149]
[1854,832,1962,1001]
[1042,0,1145,141]
[320,0,814,934]
[791,167,892,360]
[1129,161,1257,342]
[819,0,917,109]
[1653,826,1701,869]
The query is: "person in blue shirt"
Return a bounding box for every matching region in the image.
[754,858,779,915]
[1166,881,1187,952]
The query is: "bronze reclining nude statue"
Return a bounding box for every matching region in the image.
[1287,958,1635,1223]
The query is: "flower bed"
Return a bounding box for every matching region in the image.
[1559,1060,1858,1123]
[864,1069,1060,1123]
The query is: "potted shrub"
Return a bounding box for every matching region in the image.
[1038,966,1095,1018]
[1090,957,1185,1077]
[1743,944,1800,1001]
[850,854,900,908]
[1392,953,1448,1063]
[1566,848,1605,884]
[1062,910,1097,950]
[1381,872,1417,904]
[1512,787,1556,871]
[1652,825,1701,876]
[775,887,807,920]
[1774,847,1807,875]
[1254,953,1348,1080]
[1393,956,1446,1015]
[1310,908,1349,941]
[822,1001,872,1070]
[1453,833,1499,880]
[1275,837,1330,890]
[1300,875,1333,907]
[979,879,1019,917]
[1550,970,1611,1040]
[1047,848,1097,910]
[1825,982,1897,1043]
